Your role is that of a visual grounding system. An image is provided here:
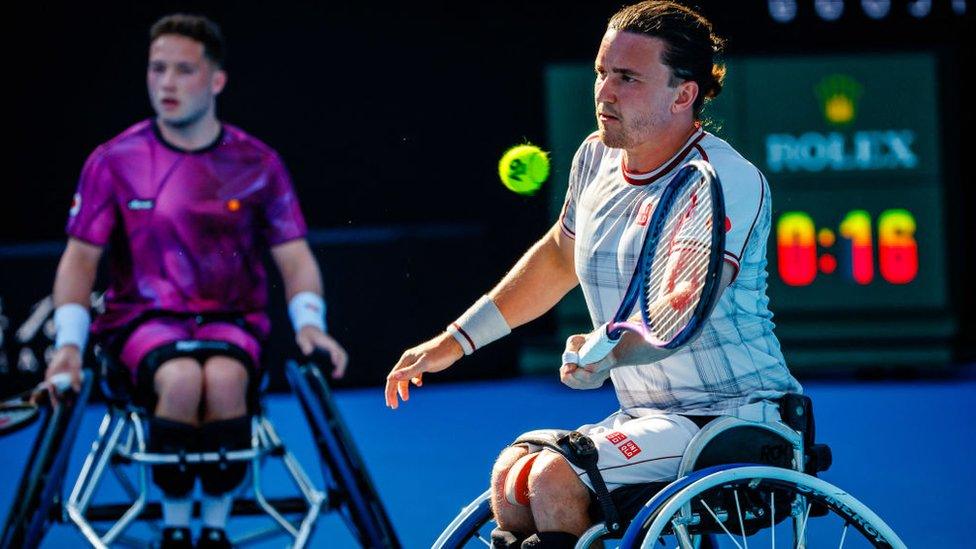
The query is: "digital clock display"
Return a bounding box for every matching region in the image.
[777,208,919,287]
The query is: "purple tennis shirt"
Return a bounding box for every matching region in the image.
[66,119,307,340]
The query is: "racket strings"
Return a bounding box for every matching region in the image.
[643,178,715,343]
[0,405,39,432]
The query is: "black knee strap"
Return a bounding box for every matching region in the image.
[490,528,525,548]
[512,430,622,534]
[198,416,251,495]
[521,531,579,549]
[149,417,198,497]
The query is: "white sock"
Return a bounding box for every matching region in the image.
[162,496,192,528]
[201,493,234,529]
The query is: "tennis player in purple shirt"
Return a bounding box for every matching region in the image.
[44,14,346,549]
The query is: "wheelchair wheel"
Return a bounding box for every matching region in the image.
[621,464,906,549]
[431,490,494,548]
[1,373,93,549]
[286,360,400,548]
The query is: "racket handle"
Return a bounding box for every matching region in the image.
[576,325,620,364]
[49,372,72,393]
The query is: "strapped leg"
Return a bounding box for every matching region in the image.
[198,416,251,496]
[148,417,198,498]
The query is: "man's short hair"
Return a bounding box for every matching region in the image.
[609,1,726,118]
[149,14,226,67]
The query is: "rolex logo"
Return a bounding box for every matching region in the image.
[815,74,862,126]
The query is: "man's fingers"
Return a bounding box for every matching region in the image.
[384,378,398,408]
[330,347,347,379]
[390,358,425,383]
[397,379,410,402]
[565,334,587,353]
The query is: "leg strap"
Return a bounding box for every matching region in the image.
[149,417,198,497]
[198,416,251,495]
[512,430,622,534]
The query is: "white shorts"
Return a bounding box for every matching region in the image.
[521,411,702,492]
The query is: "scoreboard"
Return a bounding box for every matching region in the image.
[543,52,954,371]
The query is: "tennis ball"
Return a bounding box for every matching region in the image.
[498,144,550,195]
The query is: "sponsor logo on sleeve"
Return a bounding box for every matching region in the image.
[69,193,81,216]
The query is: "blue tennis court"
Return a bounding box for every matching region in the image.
[2,365,972,547]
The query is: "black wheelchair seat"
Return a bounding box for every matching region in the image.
[98,339,265,414]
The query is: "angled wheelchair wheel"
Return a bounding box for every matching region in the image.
[621,464,906,549]
[432,490,494,548]
[1,373,93,549]
[286,359,400,548]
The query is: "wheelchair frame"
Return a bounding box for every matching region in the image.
[1,355,400,549]
[433,407,906,549]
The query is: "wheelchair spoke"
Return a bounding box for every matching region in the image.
[770,491,775,549]
[795,502,811,549]
[699,498,744,549]
[733,488,749,549]
[838,522,849,549]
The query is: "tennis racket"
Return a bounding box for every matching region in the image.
[0,373,73,435]
[575,159,726,364]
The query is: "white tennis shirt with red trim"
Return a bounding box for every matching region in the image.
[560,125,801,422]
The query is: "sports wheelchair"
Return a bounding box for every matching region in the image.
[434,394,906,548]
[1,340,399,548]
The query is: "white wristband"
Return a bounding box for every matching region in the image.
[446,295,511,356]
[54,303,91,351]
[288,291,326,333]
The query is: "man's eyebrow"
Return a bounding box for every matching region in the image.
[595,64,642,76]
[611,67,642,77]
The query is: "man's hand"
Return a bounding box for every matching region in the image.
[559,334,612,390]
[385,333,464,409]
[45,345,83,397]
[297,325,348,379]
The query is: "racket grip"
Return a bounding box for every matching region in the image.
[576,325,620,364]
[50,372,72,393]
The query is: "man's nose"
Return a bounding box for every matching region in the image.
[159,68,178,88]
[595,78,614,104]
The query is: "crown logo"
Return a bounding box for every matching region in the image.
[815,74,863,126]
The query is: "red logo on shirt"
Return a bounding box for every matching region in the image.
[605,431,627,445]
[226,199,241,212]
[618,440,642,459]
[724,217,732,233]
[636,202,654,226]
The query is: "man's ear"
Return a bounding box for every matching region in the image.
[212,69,228,95]
[672,79,699,114]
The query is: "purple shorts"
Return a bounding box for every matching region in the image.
[119,316,262,381]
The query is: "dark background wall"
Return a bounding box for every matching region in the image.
[1,1,971,389]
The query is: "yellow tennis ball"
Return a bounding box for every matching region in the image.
[498,144,550,195]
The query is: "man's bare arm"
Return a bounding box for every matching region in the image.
[489,221,579,328]
[53,238,102,307]
[46,238,103,388]
[385,221,578,407]
[271,238,348,377]
[270,239,322,299]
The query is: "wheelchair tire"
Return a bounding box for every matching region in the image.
[1,373,92,549]
[431,490,493,549]
[286,360,400,549]
[621,464,906,549]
